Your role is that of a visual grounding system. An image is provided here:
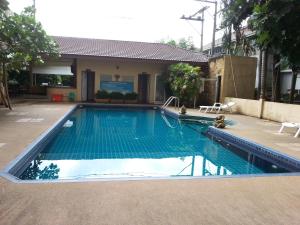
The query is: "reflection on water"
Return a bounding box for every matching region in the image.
[20,155,235,180]
[20,156,60,180]
[19,108,289,180]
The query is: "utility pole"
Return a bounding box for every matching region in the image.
[195,0,218,56]
[180,6,209,52]
[33,0,36,18]
[200,10,204,51]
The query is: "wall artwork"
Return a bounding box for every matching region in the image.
[100,81,133,93]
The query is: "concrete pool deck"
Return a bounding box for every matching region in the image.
[0,101,300,225]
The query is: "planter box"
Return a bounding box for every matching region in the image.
[95,98,110,103]
[124,99,138,104]
[110,99,124,104]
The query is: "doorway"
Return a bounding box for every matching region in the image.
[215,75,222,103]
[81,70,95,102]
[138,73,150,103]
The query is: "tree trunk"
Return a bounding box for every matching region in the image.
[29,62,33,87]
[260,48,268,99]
[289,66,298,104]
[257,50,262,99]
[227,26,232,54]
[0,82,9,107]
[272,54,281,102]
[2,63,12,110]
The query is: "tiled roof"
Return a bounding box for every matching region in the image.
[53,36,208,63]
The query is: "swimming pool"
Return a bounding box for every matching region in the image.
[5,105,299,181]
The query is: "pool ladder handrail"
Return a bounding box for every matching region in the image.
[162,96,180,110]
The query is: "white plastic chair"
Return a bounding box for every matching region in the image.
[215,102,236,114]
[279,122,300,138]
[199,102,222,113]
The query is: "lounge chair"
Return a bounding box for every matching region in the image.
[215,102,236,114]
[199,102,222,113]
[199,102,236,114]
[279,122,300,138]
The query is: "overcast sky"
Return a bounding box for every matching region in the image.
[8,0,223,48]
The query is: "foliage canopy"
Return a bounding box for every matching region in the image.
[161,37,196,51]
[0,6,59,109]
[168,63,202,105]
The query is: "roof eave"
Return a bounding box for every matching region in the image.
[59,53,208,64]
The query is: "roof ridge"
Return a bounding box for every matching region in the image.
[52,35,166,46]
[52,35,201,53]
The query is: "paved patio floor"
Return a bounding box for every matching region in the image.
[0,101,300,225]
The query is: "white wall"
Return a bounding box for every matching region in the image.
[225,97,300,123]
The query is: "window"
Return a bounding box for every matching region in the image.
[34,74,74,87]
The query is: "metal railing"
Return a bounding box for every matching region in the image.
[161,96,180,109]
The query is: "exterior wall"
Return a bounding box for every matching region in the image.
[225,97,300,123]
[208,55,257,104]
[44,56,208,103]
[200,56,224,105]
[225,97,261,118]
[76,58,166,103]
[222,55,257,101]
[47,87,77,101]
[262,101,300,122]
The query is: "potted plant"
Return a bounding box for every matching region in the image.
[95,90,110,103]
[109,92,124,104]
[124,92,138,104]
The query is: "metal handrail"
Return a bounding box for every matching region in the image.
[162,96,180,109]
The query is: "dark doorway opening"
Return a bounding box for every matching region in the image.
[138,73,150,103]
[215,75,222,103]
[81,70,95,102]
[86,70,95,102]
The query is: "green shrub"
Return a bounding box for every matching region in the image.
[95,90,109,99]
[168,63,202,106]
[109,92,124,99]
[124,92,138,100]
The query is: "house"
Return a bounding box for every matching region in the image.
[32,36,208,103]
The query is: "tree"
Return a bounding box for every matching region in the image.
[220,0,258,56]
[249,0,300,103]
[0,0,8,10]
[220,0,269,101]
[161,37,196,51]
[168,63,202,106]
[0,6,59,109]
[178,37,196,51]
[221,0,300,103]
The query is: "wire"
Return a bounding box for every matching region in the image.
[186,20,202,36]
[229,54,238,97]
[199,1,214,17]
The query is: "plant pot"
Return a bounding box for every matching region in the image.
[110,99,124,104]
[124,99,138,104]
[95,98,110,103]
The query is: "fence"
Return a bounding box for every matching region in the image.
[225,97,300,123]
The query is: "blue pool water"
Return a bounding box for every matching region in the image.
[19,107,289,180]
